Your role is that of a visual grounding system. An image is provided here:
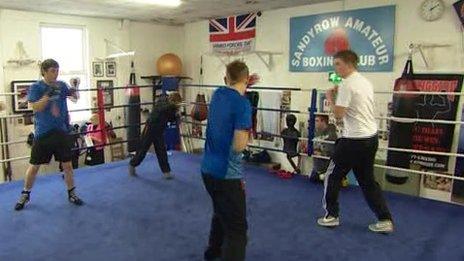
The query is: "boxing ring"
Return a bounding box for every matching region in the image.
[0,81,464,260]
[0,152,464,260]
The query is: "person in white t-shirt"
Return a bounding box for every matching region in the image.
[317,50,393,234]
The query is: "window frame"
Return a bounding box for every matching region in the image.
[39,23,91,123]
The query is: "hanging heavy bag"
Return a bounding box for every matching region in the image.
[191,93,208,121]
[245,91,259,138]
[386,58,417,185]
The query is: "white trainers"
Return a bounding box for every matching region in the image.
[163,172,174,180]
[368,220,394,234]
[317,215,340,227]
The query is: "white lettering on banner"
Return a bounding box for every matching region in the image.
[307,28,315,38]
[302,56,334,67]
[376,45,387,55]
[299,55,380,68]
[298,40,306,52]
[351,21,391,65]
[353,19,364,31]
[330,17,340,27]
[314,23,323,34]
[372,36,382,47]
[358,55,376,66]
[293,15,392,69]
[368,29,379,41]
[345,17,353,28]
[360,25,371,37]
[302,35,311,49]
[410,155,446,169]
[293,17,340,64]
[212,39,254,54]
[378,55,389,65]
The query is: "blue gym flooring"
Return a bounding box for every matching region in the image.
[0,152,463,261]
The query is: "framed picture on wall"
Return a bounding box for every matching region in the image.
[105,61,116,77]
[96,80,114,108]
[92,62,104,77]
[11,80,36,113]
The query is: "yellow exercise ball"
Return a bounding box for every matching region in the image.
[156,53,182,76]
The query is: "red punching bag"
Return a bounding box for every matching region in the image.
[190,93,208,121]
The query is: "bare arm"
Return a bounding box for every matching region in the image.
[233,130,249,152]
[67,90,79,103]
[31,95,50,112]
[326,86,347,119]
[331,105,347,119]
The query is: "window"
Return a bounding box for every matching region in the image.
[40,24,90,122]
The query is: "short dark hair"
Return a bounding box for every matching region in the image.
[316,115,329,123]
[40,59,59,76]
[334,50,359,68]
[226,60,249,85]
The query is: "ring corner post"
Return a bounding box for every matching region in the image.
[307,88,317,156]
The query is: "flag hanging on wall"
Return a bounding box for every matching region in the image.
[209,13,257,55]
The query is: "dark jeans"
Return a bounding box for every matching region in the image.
[323,135,392,221]
[202,174,247,261]
[129,121,170,173]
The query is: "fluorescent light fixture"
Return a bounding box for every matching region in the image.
[107,51,135,59]
[134,0,181,7]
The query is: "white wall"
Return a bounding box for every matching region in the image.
[130,21,184,107]
[182,0,464,172]
[0,9,183,181]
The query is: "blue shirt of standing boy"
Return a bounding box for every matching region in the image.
[27,80,71,138]
[201,87,252,179]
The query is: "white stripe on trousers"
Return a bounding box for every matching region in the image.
[322,160,336,217]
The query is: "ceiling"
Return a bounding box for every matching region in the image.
[0,0,337,25]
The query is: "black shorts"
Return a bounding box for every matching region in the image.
[30,130,73,165]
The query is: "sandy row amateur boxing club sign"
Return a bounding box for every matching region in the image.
[289,6,395,72]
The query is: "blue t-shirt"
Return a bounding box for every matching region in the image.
[27,80,71,138]
[201,87,252,179]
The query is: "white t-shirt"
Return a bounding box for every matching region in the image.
[335,71,377,138]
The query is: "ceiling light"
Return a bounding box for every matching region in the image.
[135,0,181,7]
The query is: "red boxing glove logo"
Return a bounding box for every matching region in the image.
[324,28,350,56]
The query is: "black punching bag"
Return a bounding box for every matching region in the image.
[126,61,140,153]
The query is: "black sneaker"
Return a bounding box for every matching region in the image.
[14,191,31,211]
[68,188,84,206]
[204,247,221,261]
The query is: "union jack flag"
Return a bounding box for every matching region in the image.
[209,13,257,44]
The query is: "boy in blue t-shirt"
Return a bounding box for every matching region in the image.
[201,60,252,261]
[14,59,83,211]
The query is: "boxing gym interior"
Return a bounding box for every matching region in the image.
[0,0,463,260]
